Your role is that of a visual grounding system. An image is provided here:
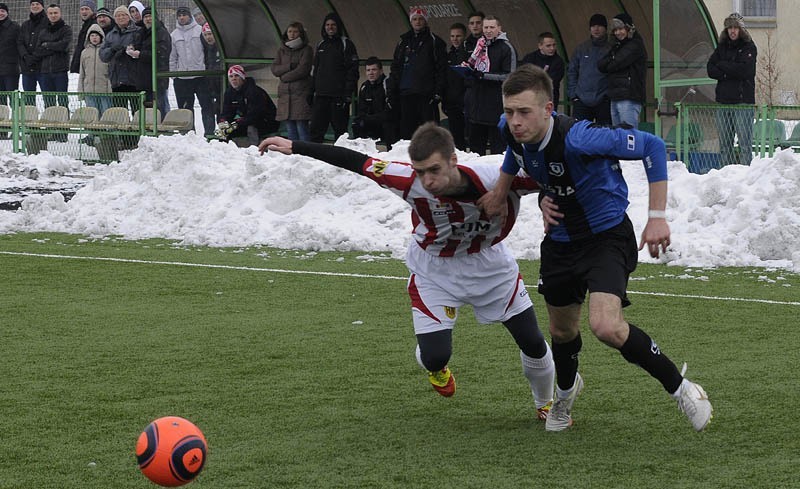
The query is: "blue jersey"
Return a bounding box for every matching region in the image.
[500,114,667,242]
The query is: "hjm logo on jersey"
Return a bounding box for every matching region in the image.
[444,306,456,319]
[549,162,565,176]
[372,160,390,176]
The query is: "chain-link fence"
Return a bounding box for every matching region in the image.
[1,90,195,163]
[669,102,800,174]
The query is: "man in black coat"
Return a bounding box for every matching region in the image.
[130,7,172,114]
[444,22,469,150]
[218,65,279,147]
[598,14,647,127]
[388,7,447,140]
[0,3,20,106]
[17,0,49,103]
[707,12,757,166]
[309,12,359,143]
[70,0,97,75]
[352,57,395,147]
[521,32,565,111]
[36,4,71,108]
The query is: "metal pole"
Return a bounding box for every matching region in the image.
[151,0,158,134]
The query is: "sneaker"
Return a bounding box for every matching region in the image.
[428,367,456,397]
[545,373,584,432]
[537,401,552,421]
[677,363,713,432]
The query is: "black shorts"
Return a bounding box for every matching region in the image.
[538,215,638,307]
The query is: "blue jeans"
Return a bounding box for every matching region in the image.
[610,99,642,127]
[284,120,309,141]
[21,73,43,105]
[715,105,753,166]
[85,94,113,116]
[38,71,69,108]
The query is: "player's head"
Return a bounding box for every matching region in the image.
[408,123,459,195]
[502,65,554,144]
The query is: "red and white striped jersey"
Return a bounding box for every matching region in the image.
[361,157,538,257]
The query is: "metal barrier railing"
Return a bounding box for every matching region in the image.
[671,102,800,173]
[0,90,188,163]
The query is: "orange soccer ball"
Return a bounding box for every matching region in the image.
[136,416,208,487]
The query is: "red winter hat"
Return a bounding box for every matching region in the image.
[409,7,427,22]
[202,22,212,33]
[227,65,246,79]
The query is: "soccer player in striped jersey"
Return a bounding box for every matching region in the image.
[259,122,555,420]
[478,64,712,432]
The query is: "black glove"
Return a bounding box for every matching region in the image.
[334,97,350,109]
[429,94,442,106]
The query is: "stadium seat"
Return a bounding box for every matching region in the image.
[751,119,785,150]
[159,109,193,133]
[86,107,131,130]
[779,123,800,150]
[54,106,99,129]
[131,108,162,130]
[28,106,69,128]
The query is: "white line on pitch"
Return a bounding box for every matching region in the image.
[2,251,798,306]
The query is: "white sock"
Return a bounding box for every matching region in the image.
[555,372,579,399]
[520,345,555,409]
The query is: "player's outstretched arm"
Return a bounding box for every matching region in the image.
[258,136,293,155]
[638,180,671,258]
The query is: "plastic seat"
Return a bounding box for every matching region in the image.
[159,109,194,133]
[779,123,800,149]
[23,105,40,123]
[28,106,69,128]
[53,106,99,128]
[752,119,785,148]
[130,108,162,130]
[0,105,10,128]
[86,107,131,130]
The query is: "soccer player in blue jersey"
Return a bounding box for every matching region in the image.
[478,64,713,432]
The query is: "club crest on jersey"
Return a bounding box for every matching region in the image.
[444,306,456,319]
[371,160,390,176]
[627,134,635,151]
[432,202,454,216]
[549,162,565,176]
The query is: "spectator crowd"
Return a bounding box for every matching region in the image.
[0,4,756,157]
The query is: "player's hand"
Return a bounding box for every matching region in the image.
[477,189,508,227]
[639,217,671,258]
[540,195,563,233]
[258,136,293,155]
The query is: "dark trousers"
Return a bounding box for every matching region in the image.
[399,93,439,140]
[0,74,19,105]
[112,84,141,114]
[469,122,504,155]
[21,73,43,106]
[352,118,396,148]
[309,95,350,143]
[174,77,215,136]
[444,104,466,151]
[572,97,611,125]
[39,71,69,108]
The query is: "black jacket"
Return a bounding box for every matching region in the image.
[132,21,172,93]
[219,77,279,135]
[521,49,565,106]
[35,19,72,74]
[444,43,469,111]
[468,33,517,125]
[389,26,447,98]
[355,74,391,125]
[70,16,97,74]
[0,17,20,76]
[597,32,647,103]
[312,13,359,98]
[17,10,48,74]
[707,29,757,104]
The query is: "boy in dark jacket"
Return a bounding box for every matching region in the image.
[309,12,359,143]
[388,7,447,140]
[707,12,757,166]
[521,32,564,111]
[0,3,20,106]
[444,22,469,150]
[352,57,395,147]
[17,1,48,103]
[597,14,647,127]
[218,65,278,147]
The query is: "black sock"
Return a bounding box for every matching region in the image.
[552,333,582,390]
[619,324,683,393]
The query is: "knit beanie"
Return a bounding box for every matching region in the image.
[0,3,9,13]
[142,7,151,17]
[228,65,246,79]
[113,5,131,19]
[201,22,212,33]
[589,13,607,28]
[30,0,44,6]
[176,6,191,17]
[96,7,111,19]
[79,0,96,13]
[409,7,427,22]
[610,13,635,37]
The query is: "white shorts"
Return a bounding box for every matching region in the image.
[405,242,533,335]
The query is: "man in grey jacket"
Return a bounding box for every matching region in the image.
[170,6,214,136]
[567,14,611,125]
